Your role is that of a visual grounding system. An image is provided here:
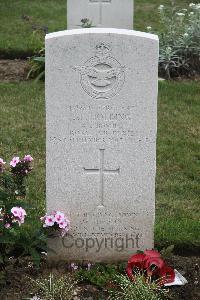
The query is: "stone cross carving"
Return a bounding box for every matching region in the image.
[89,0,112,25]
[83,149,120,207]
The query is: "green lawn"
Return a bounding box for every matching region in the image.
[0,83,45,213]
[0,81,199,251]
[0,0,67,58]
[155,81,200,252]
[1,0,199,57]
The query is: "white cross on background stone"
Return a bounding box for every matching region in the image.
[83,149,120,208]
[89,0,112,25]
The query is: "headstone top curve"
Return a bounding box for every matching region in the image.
[45,28,159,41]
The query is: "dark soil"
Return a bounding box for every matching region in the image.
[0,59,29,83]
[0,255,199,300]
[167,256,200,300]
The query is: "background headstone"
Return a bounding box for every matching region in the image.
[67,0,134,30]
[46,28,159,262]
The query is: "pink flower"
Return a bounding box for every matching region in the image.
[58,221,68,229]
[41,211,70,236]
[54,211,65,224]
[44,215,55,227]
[24,155,33,162]
[0,158,6,173]
[0,158,6,165]
[10,157,20,167]
[11,207,26,218]
[11,207,26,225]
[5,223,11,229]
[61,226,70,237]
[11,207,19,216]
[60,219,70,237]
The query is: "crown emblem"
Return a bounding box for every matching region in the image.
[95,43,111,59]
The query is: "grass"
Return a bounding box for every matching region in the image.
[155,81,200,252]
[0,81,199,250]
[0,0,66,58]
[1,0,200,57]
[0,82,45,212]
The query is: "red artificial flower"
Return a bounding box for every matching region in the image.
[126,249,175,285]
[144,250,160,258]
[126,253,146,279]
[159,265,176,285]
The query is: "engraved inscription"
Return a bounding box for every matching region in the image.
[68,104,138,144]
[89,0,112,25]
[83,149,120,207]
[73,43,125,99]
[65,210,146,251]
[49,104,146,145]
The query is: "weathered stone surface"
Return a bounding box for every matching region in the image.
[46,28,159,262]
[67,0,134,30]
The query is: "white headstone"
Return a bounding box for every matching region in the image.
[46,28,159,262]
[67,0,134,29]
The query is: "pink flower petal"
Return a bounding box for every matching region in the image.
[10,157,20,167]
[24,155,33,162]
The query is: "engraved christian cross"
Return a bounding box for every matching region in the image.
[89,0,111,25]
[83,149,120,207]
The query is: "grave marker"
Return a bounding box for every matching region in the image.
[67,0,134,29]
[89,0,112,26]
[46,28,159,262]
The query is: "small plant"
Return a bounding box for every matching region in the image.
[0,154,71,274]
[27,47,45,82]
[0,155,46,270]
[0,155,33,264]
[28,273,77,300]
[76,263,125,288]
[29,29,46,54]
[109,273,168,300]
[147,1,200,79]
[23,16,46,82]
[80,18,93,28]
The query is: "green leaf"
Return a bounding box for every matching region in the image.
[29,248,41,268]
[33,56,45,63]
[0,190,9,201]
[0,253,4,264]
[0,236,13,244]
[34,70,45,83]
